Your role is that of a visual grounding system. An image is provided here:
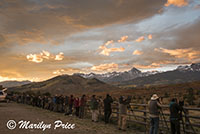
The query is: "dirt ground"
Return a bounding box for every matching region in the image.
[0,102,143,134]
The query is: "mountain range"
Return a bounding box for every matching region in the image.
[8,75,120,95]
[0,80,31,88]
[74,67,160,83]
[75,63,200,86]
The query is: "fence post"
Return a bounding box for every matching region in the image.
[184,109,189,134]
[144,105,147,134]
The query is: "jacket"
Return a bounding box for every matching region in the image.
[103,96,113,111]
[90,98,99,110]
[148,100,161,117]
[118,98,130,114]
[169,101,181,120]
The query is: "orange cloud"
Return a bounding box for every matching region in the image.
[53,69,65,75]
[27,51,64,63]
[134,63,161,69]
[133,60,176,69]
[99,40,125,56]
[26,54,43,63]
[118,36,128,43]
[155,48,200,60]
[99,46,125,56]
[55,52,64,61]
[53,68,81,75]
[135,36,145,42]
[104,40,114,46]
[132,50,143,55]
[165,0,188,7]
[40,50,51,59]
[91,63,118,72]
[148,34,152,40]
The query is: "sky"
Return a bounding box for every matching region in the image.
[0,0,200,82]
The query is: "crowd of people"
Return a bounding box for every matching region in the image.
[10,93,185,133]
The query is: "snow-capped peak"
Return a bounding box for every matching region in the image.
[176,63,200,72]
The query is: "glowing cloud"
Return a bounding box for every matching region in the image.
[155,48,200,60]
[134,63,161,69]
[53,69,65,75]
[132,50,143,55]
[104,40,114,46]
[118,36,128,43]
[135,36,145,42]
[148,34,152,40]
[27,51,64,63]
[41,50,51,59]
[91,63,118,72]
[26,54,43,63]
[165,0,188,7]
[99,46,125,56]
[55,52,64,61]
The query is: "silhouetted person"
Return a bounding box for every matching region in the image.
[169,98,181,134]
[118,96,131,131]
[53,95,58,112]
[103,94,113,124]
[90,95,99,122]
[64,96,69,115]
[74,97,80,117]
[148,94,161,134]
[79,95,87,118]
[67,95,74,115]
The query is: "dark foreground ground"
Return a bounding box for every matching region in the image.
[0,102,142,134]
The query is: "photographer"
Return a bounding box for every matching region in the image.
[148,94,162,134]
[169,98,182,134]
[103,94,113,124]
[90,95,99,122]
[118,96,131,131]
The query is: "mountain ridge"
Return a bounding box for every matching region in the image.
[75,63,200,86]
[0,80,31,88]
[8,75,120,95]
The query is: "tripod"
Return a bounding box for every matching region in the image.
[180,108,197,134]
[179,110,186,134]
[160,109,170,134]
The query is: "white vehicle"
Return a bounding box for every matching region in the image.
[0,88,7,102]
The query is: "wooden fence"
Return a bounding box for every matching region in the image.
[87,102,200,134]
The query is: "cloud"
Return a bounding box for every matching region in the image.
[27,51,64,63]
[91,63,118,72]
[0,0,165,47]
[133,61,175,69]
[41,50,51,59]
[55,52,64,61]
[118,36,128,42]
[165,0,188,7]
[53,69,65,75]
[154,48,200,60]
[132,50,143,55]
[134,63,161,69]
[148,34,152,40]
[135,35,152,42]
[104,40,114,46]
[135,36,145,42]
[99,46,125,56]
[26,54,43,63]
[53,68,81,75]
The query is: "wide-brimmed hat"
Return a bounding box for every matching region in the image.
[151,94,159,100]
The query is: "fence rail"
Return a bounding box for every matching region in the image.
[106,103,200,134]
